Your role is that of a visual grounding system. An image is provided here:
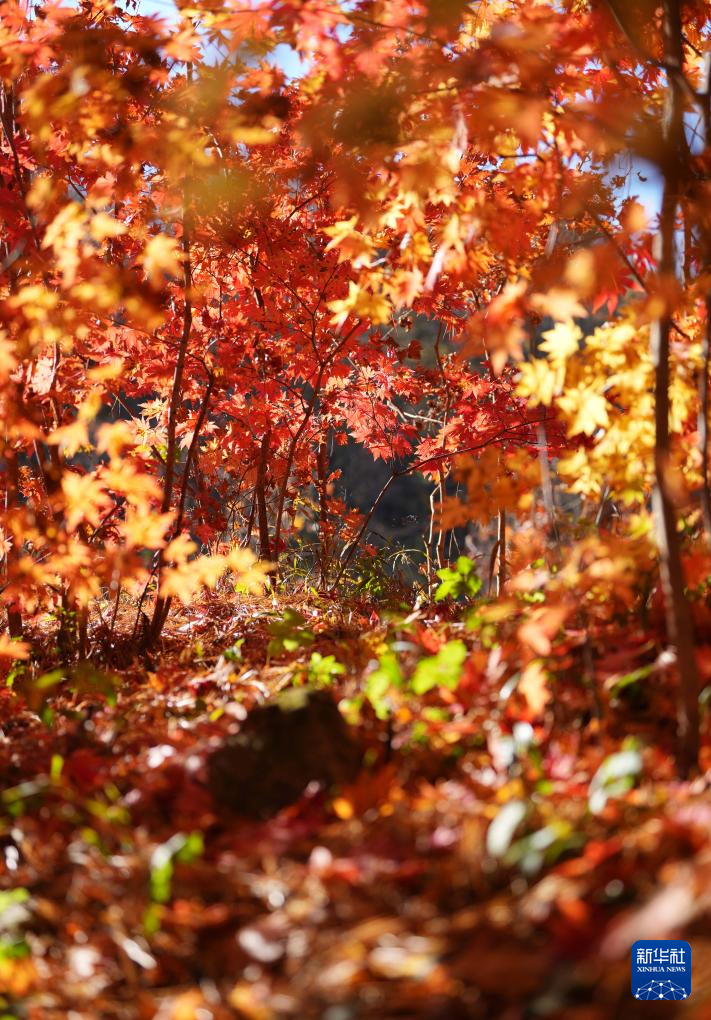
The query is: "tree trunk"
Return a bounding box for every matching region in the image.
[148,110,193,647]
[496,507,506,597]
[699,55,711,550]
[652,0,699,776]
[3,442,22,638]
[256,428,272,561]
[699,293,711,550]
[317,436,329,586]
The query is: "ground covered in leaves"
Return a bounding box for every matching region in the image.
[2,591,711,1019]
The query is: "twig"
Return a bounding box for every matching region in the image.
[331,416,553,589]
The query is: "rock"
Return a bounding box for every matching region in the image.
[206,687,362,818]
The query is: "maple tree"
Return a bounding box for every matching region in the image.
[3,0,711,1015]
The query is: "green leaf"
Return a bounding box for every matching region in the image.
[0,938,30,961]
[0,889,29,915]
[143,903,161,937]
[455,555,475,576]
[410,640,467,695]
[610,663,654,694]
[307,652,346,687]
[434,568,461,602]
[150,831,203,906]
[223,638,245,663]
[176,831,204,863]
[365,650,403,719]
[35,669,65,691]
[504,819,580,876]
[267,608,315,657]
[434,557,482,602]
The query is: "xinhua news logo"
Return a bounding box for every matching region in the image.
[631,940,691,1001]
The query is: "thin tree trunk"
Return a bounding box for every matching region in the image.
[0,221,23,635]
[174,374,214,538]
[332,416,552,591]
[699,293,711,549]
[272,366,324,566]
[536,421,558,544]
[531,206,562,548]
[150,372,215,639]
[317,436,329,586]
[108,571,121,645]
[33,438,77,655]
[77,605,89,659]
[496,507,506,596]
[256,428,272,561]
[3,441,22,637]
[244,492,256,548]
[435,467,447,570]
[148,108,194,646]
[426,483,438,595]
[431,323,450,575]
[652,0,699,776]
[699,55,711,551]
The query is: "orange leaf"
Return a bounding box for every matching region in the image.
[518,660,550,715]
[0,634,29,660]
[518,606,569,657]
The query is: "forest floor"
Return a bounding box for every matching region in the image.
[1,591,711,1019]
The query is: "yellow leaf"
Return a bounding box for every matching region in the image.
[558,385,609,436]
[332,796,354,820]
[518,660,550,715]
[539,320,583,363]
[88,358,124,382]
[160,561,215,603]
[141,234,183,287]
[162,25,202,63]
[229,124,278,145]
[103,462,161,510]
[329,281,390,325]
[61,472,111,531]
[42,203,85,286]
[516,358,561,406]
[167,990,209,1020]
[96,421,135,460]
[0,332,18,382]
[164,533,197,564]
[388,268,424,306]
[411,231,432,259]
[0,955,38,996]
[324,216,375,267]
[89,212,126,242]
[531,289,587,321]
[323,216,359,241]
[160,548,269,604]
[78,389,102,423]
[47,419,88,457]
[228,983,273,1020]
[121,509,174,549]
[26,174,55,211]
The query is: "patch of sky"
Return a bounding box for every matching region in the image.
[269,43,307,81]
[132,0,309,77]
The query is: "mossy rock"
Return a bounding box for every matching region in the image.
[207,687,362,818]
